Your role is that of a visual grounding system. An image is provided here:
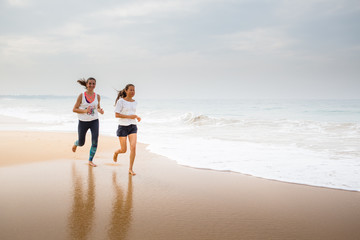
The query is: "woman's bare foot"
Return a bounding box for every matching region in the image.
[113,152,118,162]
[89,161,97,167]
[129,169,136,176]
[72,145,77,152]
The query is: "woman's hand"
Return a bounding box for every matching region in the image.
[98,108,104,114]
[129,115,141,122]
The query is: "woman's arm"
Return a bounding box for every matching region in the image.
[97,95,104,114]
[115,113,137,119]
[115,113,141,122]
[73,94,88,114]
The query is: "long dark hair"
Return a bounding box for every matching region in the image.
[115,84,135,104]
[77,77,96,89]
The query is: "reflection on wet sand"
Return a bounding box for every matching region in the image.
[68,164,95,240]
[108,172,133,240]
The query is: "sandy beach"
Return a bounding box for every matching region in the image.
[0,131,360,240]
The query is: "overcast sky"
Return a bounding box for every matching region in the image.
[1,0,359,99]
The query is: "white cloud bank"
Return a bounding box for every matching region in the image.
[0,0,359,99]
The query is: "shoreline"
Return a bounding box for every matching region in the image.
[0,130,358,193]
[1,131,360,239]
[179,164,360,193]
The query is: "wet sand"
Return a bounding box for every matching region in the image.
[0,131,360,240]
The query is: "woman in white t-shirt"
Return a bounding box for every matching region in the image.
[72,77,104,167]
[113,84,141,175]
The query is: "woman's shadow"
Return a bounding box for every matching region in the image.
[68,163,96,240]
[108,172,134,240]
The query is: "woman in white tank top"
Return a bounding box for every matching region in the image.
[72,77,104,167]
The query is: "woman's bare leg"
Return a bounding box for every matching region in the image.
[128,133,137,175]
[113,137,127,162]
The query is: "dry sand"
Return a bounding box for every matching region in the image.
[0,131,359,240]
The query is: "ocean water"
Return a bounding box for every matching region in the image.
[1,95,360,191]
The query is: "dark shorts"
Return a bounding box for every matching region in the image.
[116,124,138,137]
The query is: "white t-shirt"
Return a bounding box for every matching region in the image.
[78,92,99,122]
[114,98,138,126]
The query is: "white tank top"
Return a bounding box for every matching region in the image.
[77,92,99,122]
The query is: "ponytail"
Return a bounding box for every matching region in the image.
[77,77,96,89]
[115,84,135,105]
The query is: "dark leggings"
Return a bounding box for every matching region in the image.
[74,119,99,161]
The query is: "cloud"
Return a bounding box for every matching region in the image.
[276,0,360,19]
[0,35,54,57]
[49,23,88,37]
[94,1,189,19]
[90,0,233,20]
[215,28,295,54]
[7,0,30,7]
[0,0,359,98]
[90,0,233,21]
